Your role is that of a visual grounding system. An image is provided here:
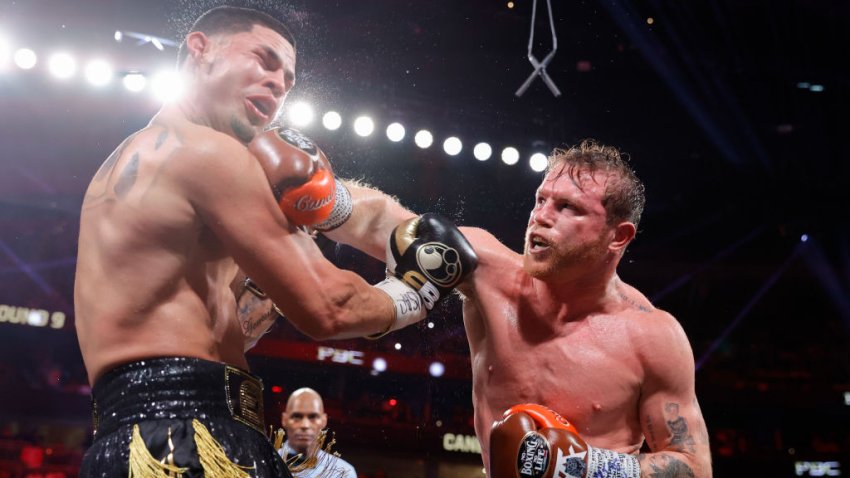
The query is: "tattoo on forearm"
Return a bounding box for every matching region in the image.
[664,402,696,453]
[238,293,278,341]
[643,454,696,478]
[241,307,278,338]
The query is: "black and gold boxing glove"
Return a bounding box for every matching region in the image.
[369,214,478,338]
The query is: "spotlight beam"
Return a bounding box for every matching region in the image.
[0,240,64,302]
[651,226,765,303]
[118,31,178,49]
[695,243,803,371]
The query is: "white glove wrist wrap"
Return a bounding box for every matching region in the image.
[369,276,427,338]
[584,445,641,478]
[314,180,352,232]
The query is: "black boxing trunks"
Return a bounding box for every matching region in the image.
[79,357,292,478]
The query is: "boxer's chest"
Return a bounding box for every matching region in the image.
[474,305,642,435]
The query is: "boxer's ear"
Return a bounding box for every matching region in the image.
[318,412,328,430]
[609,221,636,253]
[184,31,211,65]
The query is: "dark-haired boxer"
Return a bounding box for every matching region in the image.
[74,6,475,477]
[324,141,712,477]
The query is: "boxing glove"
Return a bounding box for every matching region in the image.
[490,404,640,478]
[370,214,478,338]
[249,127,352,230]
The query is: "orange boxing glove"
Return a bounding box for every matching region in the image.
[249,127,351,229]
[490,404,640,478]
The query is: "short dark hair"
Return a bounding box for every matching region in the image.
[547,139,646,229]
[176,5,296,67]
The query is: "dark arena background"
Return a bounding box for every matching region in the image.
[1,0,848,477]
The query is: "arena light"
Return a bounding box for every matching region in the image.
[394,342,402,350]
[84,59,113,87]
[427,321,435,329]
[353,115,375,137]
[151,70,183,103]
[529,153,548,172]
[114,30,123,42]
[122,72,146,92]
[322,111,342,130]
[287,101,314,127]
[501,147,520,165]
[443,136,462,156]
[372,357,387,372]
[473,142,492,161]
[14,48,37,70]
[429,361,445,377]
[414,129,433,149]
[47,52,76,79]
[386,122,406,142]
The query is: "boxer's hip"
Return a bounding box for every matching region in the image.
[91,356,266,438]
[81,356,292,477]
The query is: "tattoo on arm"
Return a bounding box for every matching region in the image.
[241,307,278,338]
[646,414,658,450]
[641,453,696,478]
[664,402,696,453]
[238,294,279,344]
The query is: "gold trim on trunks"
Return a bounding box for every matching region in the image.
[224,365,265,434]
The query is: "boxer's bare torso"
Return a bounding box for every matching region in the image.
[459,229,695,467]
[75,114,252,384]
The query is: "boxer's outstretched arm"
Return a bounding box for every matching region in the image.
[321,180,416,261]
[637,313,712,477]
[173,135,395,340]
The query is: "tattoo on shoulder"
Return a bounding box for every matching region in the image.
[617,290,652,313]
[114,152,140,198]
[94,133,138,182]
[644,454,696,478]
[664,402,696,453]
[85,134,140,208]
[154,128,169,150]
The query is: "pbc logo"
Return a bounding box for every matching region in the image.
[276,127,318,157]
[517,432,550,478]
[415,242,463,288]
